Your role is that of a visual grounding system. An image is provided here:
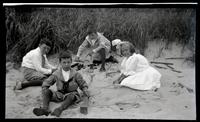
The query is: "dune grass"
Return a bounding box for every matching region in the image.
[5,7,195,65]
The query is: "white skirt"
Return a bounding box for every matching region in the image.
[120,67,161,90]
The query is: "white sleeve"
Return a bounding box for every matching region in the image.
[125,71,136,76]
[120,58,126,74]
[77,39,89,57]
[123,55,138,76]
[32,53,52,75]
[44,55,56,69]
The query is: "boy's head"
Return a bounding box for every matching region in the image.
[59,50,72,71]
[39,38,52,55]
[87,26,98,41]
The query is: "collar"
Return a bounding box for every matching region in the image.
[62,69,70,74]
[86,32,100,45]
[37,47,44,56]
[57,67,76,82]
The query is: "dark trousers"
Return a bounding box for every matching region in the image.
[21,76,48,88]
[42,89,76,111]
[21,67,49,89]
[93,49,118,65]
[96,48,106,68]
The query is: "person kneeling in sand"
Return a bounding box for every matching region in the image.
[113,42,161,91]
[33,51,90,117]
[74,27,118,72]
[14,38,57,90]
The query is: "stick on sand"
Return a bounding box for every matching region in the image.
[150,61,173,65]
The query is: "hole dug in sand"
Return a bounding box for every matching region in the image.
[115,102,141,111]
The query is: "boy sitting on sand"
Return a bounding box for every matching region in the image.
[33,50,90,117]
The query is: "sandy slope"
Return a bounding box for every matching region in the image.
[5,41,196,119]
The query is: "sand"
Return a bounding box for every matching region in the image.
[5,41,196,119]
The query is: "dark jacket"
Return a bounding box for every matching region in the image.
[42,67,88,101]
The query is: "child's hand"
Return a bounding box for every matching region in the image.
[113,79,120,84]
[113,84,122,89]
[83,88,90,98]
[89,96,95,104]
[52,68,57,73]
[92,49,97,53]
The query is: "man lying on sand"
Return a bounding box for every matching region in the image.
[33,51,90,117]
[113,42,161,91]
[14,38,57,90]
[74,27,118,72]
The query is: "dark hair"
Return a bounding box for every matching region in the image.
[87,26,97,35]
[39,38,52,48]
[59,50,72,62]
[128,42,136,54]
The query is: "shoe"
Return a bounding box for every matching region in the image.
[33,108,50,116]
[51,107,63,117]
[99,67,106,72]
[109,56,118,63]
[13,81,22,90]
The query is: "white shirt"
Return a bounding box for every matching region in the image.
[62,69,70,82]
[21,47,55,75]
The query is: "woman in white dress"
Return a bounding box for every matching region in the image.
[113,42,161,91]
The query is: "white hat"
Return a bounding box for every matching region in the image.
[112,39,122,46]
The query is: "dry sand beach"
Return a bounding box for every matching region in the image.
[5,41,196,119]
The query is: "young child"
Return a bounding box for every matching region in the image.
[75,27,113,72]
[113,42,161,91]
[33,50,90,117]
